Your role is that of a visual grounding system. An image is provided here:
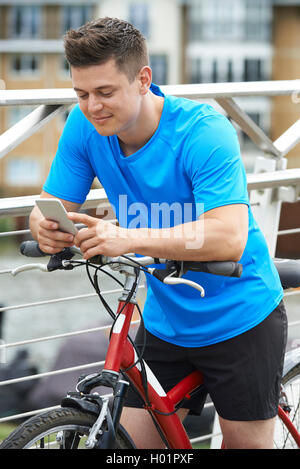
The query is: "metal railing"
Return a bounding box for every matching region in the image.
[0,81,300,448]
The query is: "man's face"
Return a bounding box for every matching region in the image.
[71,59,142,137]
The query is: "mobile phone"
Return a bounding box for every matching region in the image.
[35,198,78,236]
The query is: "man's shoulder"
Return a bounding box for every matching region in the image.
[163,94,234,148]
[166,94,226,128]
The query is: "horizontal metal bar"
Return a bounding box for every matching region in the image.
[1,170,300,219]
[216,97,281,157]
[0,405,60,424]
[190,431,222,444]
[278,228,300,236]
[0,188,107,218]
[246,168,300,190]
[0,229,31,237]
[0,360,105,387]
[0,289,116,313]
[0,320,140,350]
[284,289,300,297]
[1,324,111,349]
[1,80,300,106]
[0,88,76,106]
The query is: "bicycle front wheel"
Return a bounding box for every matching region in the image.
[0,407,135,449]
[274,362,300,449]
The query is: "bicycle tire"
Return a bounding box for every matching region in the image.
[274,362,300,449]
[0,407,135,449]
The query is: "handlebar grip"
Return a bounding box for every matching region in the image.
[20,240,48,257]
[183,261,242,278]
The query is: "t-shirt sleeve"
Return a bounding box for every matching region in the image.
[43,105,95,204]
[184,113,249,217]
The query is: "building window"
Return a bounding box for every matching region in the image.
[187,0,271,43]
[188,0,244,42]
[190,58,202,84]
[60,55,71,77]
[244,59,263,81]
[5,158,41,186]
[188,57,241,84]
[10,6,41,39]
[150,54,167,85]
[245,0,272,41]
[129,3,150,38]
[188,56,268,84]
[10,54,40,77]
[227,60,234,82]
[62,6,93,33]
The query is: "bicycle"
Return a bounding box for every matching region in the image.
[0,241,299,450]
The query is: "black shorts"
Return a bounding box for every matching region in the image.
[124,300,287,421]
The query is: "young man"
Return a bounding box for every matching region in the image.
[29,17,287,449]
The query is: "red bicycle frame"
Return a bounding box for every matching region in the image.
[277,405,300,447]
[103,299,300,449]
[103,301,202,449]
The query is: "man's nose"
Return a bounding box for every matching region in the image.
[88,95,104,114]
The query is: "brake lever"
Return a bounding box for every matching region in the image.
[10,263,48,276]
[149,263,206,297]
[162,271,205,297]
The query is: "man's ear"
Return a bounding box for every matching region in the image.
[138,66,152,95]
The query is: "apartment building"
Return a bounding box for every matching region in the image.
[97,0,182,86]
[0,0,299,198]
[272,0,300,168]
[0,1,97,197]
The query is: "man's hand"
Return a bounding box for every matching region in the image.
[37,218,75,254]
[68,213,131,259]
[29,192,81,254]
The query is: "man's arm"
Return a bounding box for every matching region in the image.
[130,203,248,262]
[29,190,81,254]
[68,203,248,262]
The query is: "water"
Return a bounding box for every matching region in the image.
[0,252,299,374]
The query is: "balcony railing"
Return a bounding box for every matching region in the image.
[0,81,300,448]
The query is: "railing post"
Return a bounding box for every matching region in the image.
[250,156,287,257]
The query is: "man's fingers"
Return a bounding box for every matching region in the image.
[40,218,59,230]
[39,226,74,243]
[68,212,95,226]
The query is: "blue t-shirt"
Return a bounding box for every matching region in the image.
[44,84,283,347]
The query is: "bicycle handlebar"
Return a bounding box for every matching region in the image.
[19,240,242,277]
[20,240,49,257]
[13,241,243,296]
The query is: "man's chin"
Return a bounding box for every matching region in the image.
[94,126,115,137]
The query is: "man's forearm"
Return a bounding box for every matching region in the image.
[126,219,245,262]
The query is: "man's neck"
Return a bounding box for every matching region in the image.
[118,92,164,157]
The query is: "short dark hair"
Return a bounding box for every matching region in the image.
[63,17,149,82]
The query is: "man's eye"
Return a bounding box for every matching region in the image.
[99,92,112,97]
[78,94,88,100]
